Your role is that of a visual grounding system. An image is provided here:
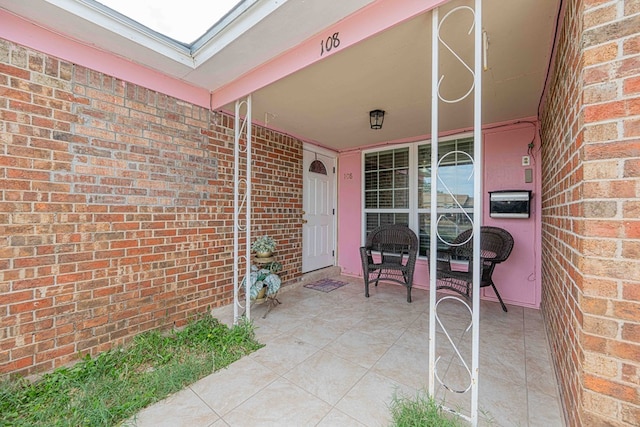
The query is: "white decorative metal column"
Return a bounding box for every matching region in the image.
[428,1,483,425]
[233,95,252,324]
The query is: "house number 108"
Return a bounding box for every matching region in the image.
[320,32,340,56]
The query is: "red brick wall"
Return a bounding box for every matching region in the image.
[540,0,640,425]
[0,39,303,376]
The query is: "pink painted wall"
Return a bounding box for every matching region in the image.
[337,121,543,308]
[336,151,364,276]
[481,123,542,308]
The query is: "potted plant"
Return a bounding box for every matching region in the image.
[251,235,276,258]
[242,263,282,300]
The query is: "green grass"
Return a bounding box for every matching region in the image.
[389,391,462,427]
[0,315,263,427]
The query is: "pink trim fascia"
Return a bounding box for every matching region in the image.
[210,0,447,108]
[0,9,210,108]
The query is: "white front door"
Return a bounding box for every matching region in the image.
[302,149,336,273]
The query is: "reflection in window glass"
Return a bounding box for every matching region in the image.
[418,212,474,257]
[417,137,474,256]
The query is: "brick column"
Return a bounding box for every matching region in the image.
[540,1,640,425]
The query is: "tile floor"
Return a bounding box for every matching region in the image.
[126,275,564,427]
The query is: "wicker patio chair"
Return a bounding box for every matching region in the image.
[435,226,514,312]
[360,224,419,303]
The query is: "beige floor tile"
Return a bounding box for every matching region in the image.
[284,349,368,405]
[221,377,332,426]
[317,408,368,427]
[249,333,320,375]
[323,329,396,369]
[125,387,219,427]
[287,317,351,348]
[335,371,415,427]
[394,325,430,354]
[353,316,409,342]
[190,356,279,416]
[528,387,565,427]
[371,340,430,390]
[477,370,529,426]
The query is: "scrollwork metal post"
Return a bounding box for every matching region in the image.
[429,1,482,425]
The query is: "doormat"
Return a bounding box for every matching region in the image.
[304,278,349,293]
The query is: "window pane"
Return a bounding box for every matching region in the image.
[365,191,377,209]
[379,151,394,170]
[363,147,410,228]
[418,145,431,168]
[365,171,378,191]
[394,169,408,189]
[418,170,431,209]
[365,213,411,239]
[418,213,430,257]
[366,214,380,233]
[417,138,475,211]
[437,163,474,209]
[364,152,378,171]
[379,170,393,189]
[456,137,473,164]
[379,190,393,208]
[415,137,475,256]
[395,149,409,168]
[418,212,473,256]
[394,189,408,208]
[418,145,431,209]
[439,140,455,165]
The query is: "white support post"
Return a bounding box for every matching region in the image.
[428,4,439,401]
[470,0,482,424]
[429,1,482,425]
[233,95,252,324]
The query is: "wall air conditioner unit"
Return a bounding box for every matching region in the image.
[489,190,532,218]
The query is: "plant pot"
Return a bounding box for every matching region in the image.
[255,251,272,258]
[256,286,267,300]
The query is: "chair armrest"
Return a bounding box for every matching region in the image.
[359,246,373,262]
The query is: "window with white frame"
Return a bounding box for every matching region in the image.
[363,147,410,232]
[363,136,475,257]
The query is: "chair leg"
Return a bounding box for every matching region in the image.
[406,285,412,303]
[364,277,370,298]
[492,283,508,312]
[374,270,382,287]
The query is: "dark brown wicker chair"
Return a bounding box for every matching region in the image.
[360,224,419,303]
[435,226,514,312]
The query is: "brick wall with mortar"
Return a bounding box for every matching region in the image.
[0,39,303,377]
[540,0,640,425]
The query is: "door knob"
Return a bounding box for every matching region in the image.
[302,219,308,224]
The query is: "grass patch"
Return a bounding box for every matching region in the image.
[389,391,462,427]
[0,315,263,427]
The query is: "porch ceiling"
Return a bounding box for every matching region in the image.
[242,0,561,150]
[0,0,560,152]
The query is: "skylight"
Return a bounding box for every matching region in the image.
[97,0,241,44]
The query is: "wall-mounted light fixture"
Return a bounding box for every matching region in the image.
[369,109,385,130]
